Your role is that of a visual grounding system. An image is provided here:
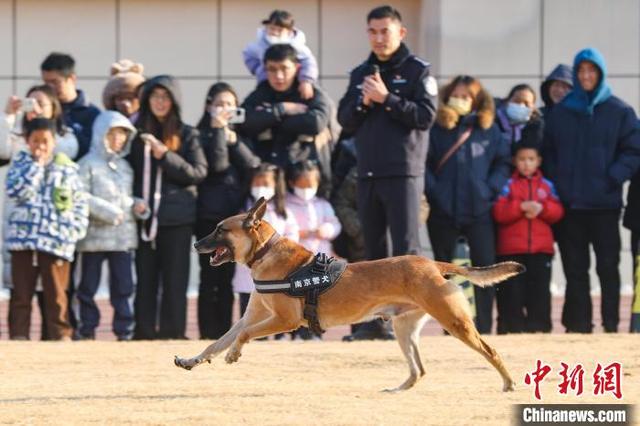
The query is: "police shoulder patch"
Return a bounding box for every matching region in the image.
[410,56,430,68]
[424,76,438,97]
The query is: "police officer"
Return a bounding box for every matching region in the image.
[337,5,437,340]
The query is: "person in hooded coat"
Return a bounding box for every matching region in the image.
[128,75,208,340]
[539,64,572,117]
[543,48,640,333]
[76,111,147,340]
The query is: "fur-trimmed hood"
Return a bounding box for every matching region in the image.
[436,88,495,130]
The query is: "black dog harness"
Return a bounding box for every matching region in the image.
[253,253,347,335]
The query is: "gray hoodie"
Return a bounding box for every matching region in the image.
[76,111,146,252]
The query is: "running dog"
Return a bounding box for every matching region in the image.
[174,197,523,392]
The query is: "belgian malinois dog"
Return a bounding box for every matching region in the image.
[174,197,523,392]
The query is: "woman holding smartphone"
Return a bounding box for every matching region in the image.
[194,82,260,339]
[128,75,208,340]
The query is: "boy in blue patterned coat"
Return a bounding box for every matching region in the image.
[6,118,88,340]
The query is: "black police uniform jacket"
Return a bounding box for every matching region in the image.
[337,43,437,179]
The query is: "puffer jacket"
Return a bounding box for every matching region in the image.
[1,113,79,288]
[543,48,640,210]
[5,150,89,261]
[493,170,564,255]
[77,111,146,252]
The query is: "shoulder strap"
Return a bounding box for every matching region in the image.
[435,126,473,175]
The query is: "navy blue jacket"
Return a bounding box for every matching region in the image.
[61,89,100,160]
[426,114,511,225]
[543,48,640,210]
[337,43,437,178]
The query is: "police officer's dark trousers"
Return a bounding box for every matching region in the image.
[353,176,423,338]
[357,176,423,259]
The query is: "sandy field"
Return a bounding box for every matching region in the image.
[0,333,637,425]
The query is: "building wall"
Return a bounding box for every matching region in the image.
[0,0,638,120]
[0,0,638,296]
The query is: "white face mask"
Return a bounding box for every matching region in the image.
[265,34,291,44]
[251,186,275,201]
[294,187,317,201]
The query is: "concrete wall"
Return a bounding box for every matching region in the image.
[0,0,638,296]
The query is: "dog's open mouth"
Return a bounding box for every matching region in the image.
[210,245,233,266]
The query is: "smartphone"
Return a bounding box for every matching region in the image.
[227,107,245,124]
[22,98,37,113]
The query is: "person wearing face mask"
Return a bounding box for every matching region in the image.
[194,82,260,339]
[285,160,341,256]
[543,48,640,333]
[243,10,319,100]
[285,159,341,340]
[425,75,511,334]
[0,84,79,340]
[232,163,299,325]
[540,64,573,117]
[496,84,542,147]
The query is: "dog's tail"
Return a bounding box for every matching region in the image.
[435,261,525,287]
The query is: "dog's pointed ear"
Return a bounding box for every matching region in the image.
[243,197,268,229]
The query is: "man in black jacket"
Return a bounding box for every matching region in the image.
[337,5,437,340]
[240,44,332,193]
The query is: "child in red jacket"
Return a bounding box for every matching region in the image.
[493,138,564,333]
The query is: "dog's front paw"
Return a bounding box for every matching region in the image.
[225,347,241,364]
[174,355,205,371]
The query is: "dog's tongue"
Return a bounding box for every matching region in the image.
[210,246,228,265]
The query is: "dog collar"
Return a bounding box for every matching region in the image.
[246,232,281,268]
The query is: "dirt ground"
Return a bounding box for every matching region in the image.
[0,334,637,425]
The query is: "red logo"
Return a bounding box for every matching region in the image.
[525,360,623,400]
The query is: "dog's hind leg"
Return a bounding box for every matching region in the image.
[427,289,515,392]
[445,317,515,392]
[384,309,429,393]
